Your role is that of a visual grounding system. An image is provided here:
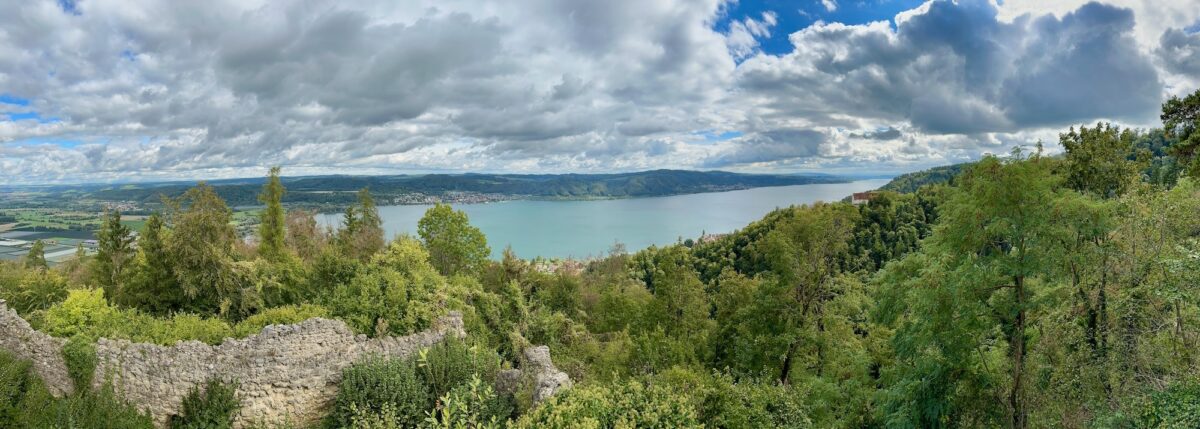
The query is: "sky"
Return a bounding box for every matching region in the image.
[2,0,1200,184]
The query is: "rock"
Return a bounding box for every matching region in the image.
[523,345,573,405]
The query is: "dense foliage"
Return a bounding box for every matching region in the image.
[3,91,1200,428]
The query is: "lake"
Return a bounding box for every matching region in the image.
[318,179,890,259]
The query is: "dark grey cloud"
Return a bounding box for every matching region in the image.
[851,127,904,140]
[1158,28,1200,76]
[737,0,1164,135]
[1001,2,1162,126]
[702,129,826,167]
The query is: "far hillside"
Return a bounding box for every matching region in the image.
[82,169,848,208]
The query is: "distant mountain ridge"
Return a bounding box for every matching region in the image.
[82,169,851,207]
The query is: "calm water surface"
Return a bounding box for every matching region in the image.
[319,179,889,259]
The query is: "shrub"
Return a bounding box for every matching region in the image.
[154,313,234,345]
[233,304,329,337]
[327,357,428,429]
[0,351,37,424]
[62,335,98,393]
[347,403,404,429]
[327,339,504,429]
[39,288,235,346]
[512,379,703,429]
[653,367,812,429]
[0,265,70,315]
[169,378,241,429]
[417,337,502,403]
[422,375,510,429]
[1095,381,1200,429]
[322,238,465,337]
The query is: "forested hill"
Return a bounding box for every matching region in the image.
[878,163,972,193]
[879,128,1188,195]
[85,169,847,207]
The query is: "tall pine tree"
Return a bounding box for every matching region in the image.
[257,166,287,260]
[24,240,47,270]
[93,209,134,292]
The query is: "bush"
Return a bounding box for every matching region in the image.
[326,339,504,429]
[321,239,465,337]
[62,335,98,393]
[653,368,812,429]
[347,403,404,429]
[169,378,241,429]
[0,351,37,424]
[1095,381,1200,429]
[233,304,329,337]
[417,337,502,403]
[0,265,70,315]
[423,375,510,429]
[327,356,428,429]
[39,289,235,346]
[512,379,703,429]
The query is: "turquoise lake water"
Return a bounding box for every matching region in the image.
[318,179,890,259]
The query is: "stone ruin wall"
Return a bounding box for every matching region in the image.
[0,299,74,397]
[92,312,466,427]
[0,300,572,428]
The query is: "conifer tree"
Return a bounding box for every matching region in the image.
[93,209,134,291]
[24,239,47,270]
[257,166,287,260]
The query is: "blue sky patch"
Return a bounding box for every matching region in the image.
[714,0,925,56]
[0,94,30,106]
[5,138,83,148]
[1185,20,1200,34]
[694,129,744,143]
[5,111,59,123]
[57,0,80,15]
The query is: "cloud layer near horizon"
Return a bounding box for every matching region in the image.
[1,0,1199,184]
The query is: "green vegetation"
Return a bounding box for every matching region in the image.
[419,203,491,277]
[0,350,154,428]
[3,91,1200,428]
[878,163,970,193]
[169,379,241,429]
[327,338,506,429]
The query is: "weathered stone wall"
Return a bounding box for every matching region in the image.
[0,299,73,396]
[0,300,572,429]
[92,313,465,428]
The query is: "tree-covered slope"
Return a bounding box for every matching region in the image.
[878,163,971,193]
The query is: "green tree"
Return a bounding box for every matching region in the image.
[339,188,385,260]
[23,240,47,270]
[93,209,135,291]
[166,183,244,316]
[755,203,857,383]
[417,204,490,277]
[1060,122,1144,197]
[1161,89,1200,177]
[257,166,287,260]
[882,154,1064,428]
[120,213,181,313]
[285,209,328,262]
